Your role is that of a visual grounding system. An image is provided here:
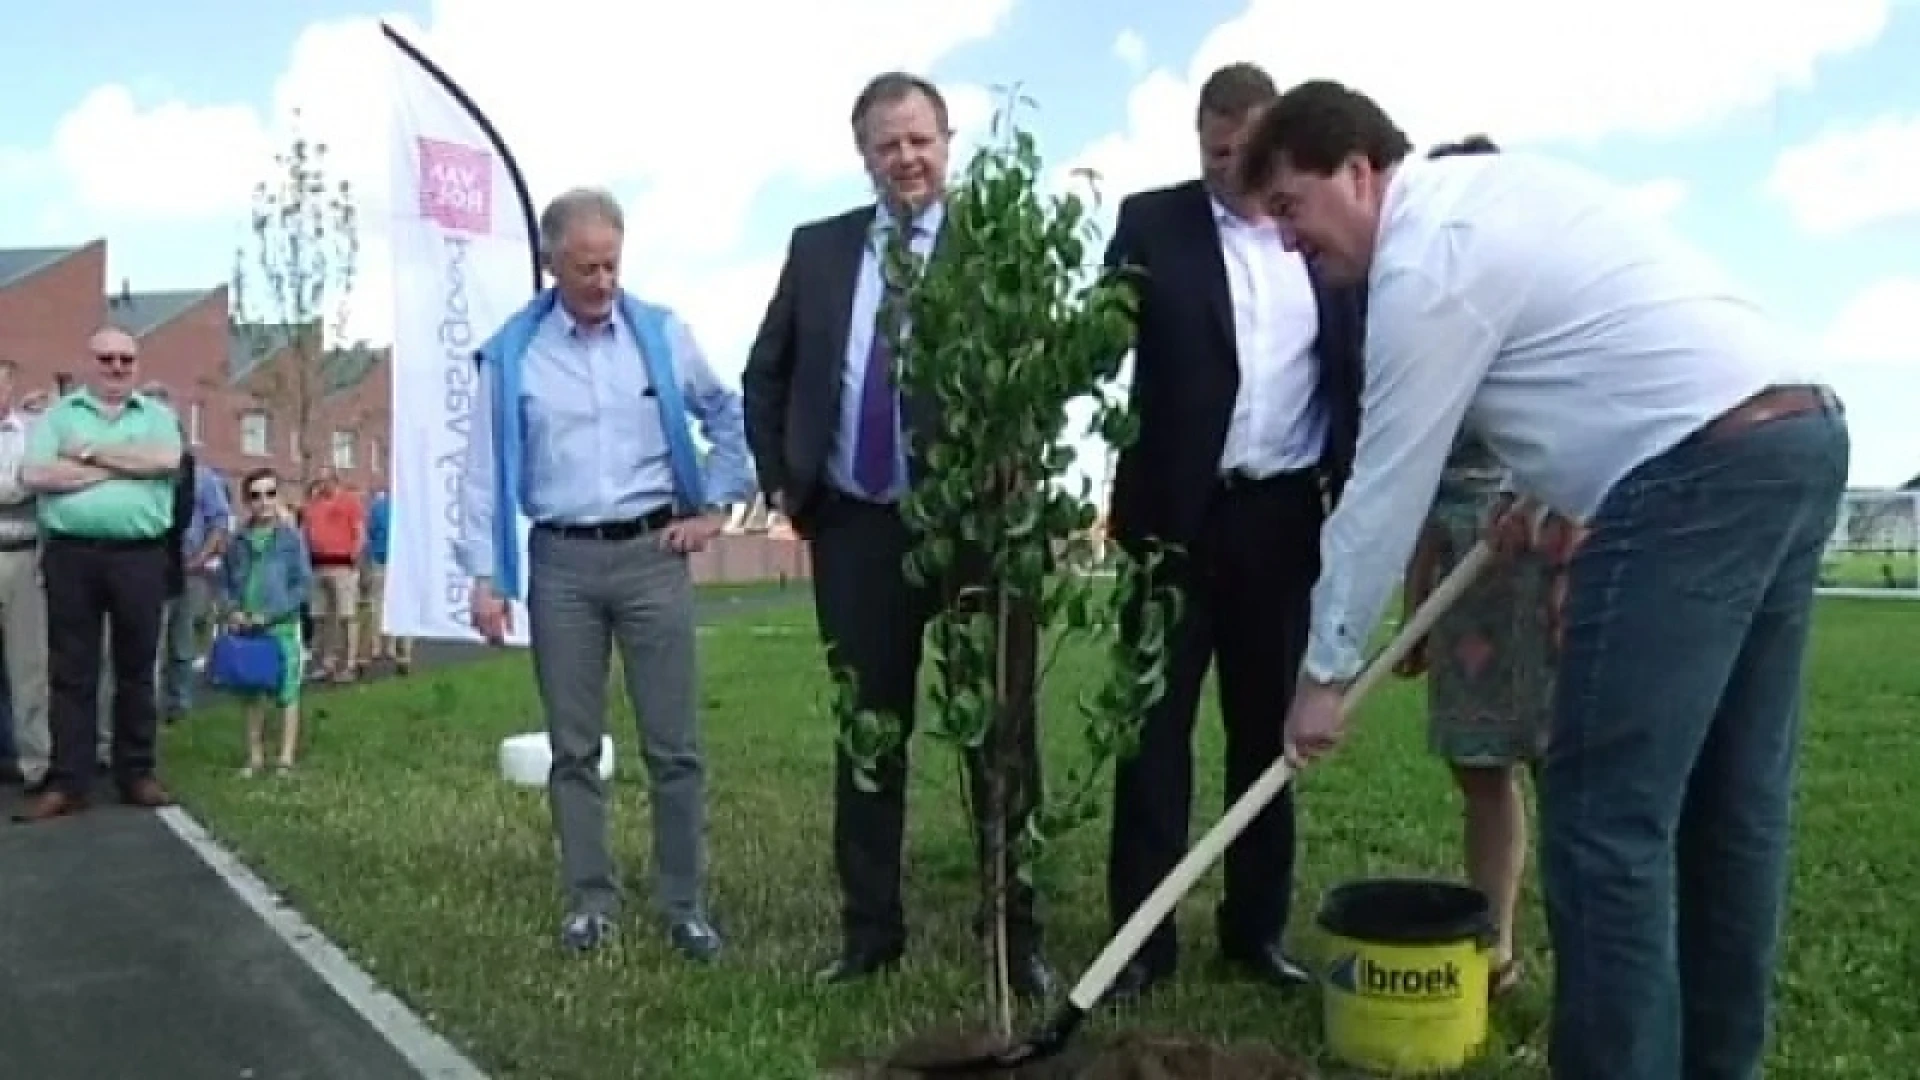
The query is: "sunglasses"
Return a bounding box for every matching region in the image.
[93,352,136,370]
[247,487,278,501]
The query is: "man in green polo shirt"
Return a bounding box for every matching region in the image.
[14,327,182,822]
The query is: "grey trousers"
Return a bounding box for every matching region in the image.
[526,525,707,923]
[159,573,215,713]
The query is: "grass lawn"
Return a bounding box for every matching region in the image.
[1819,549,1919,591]
[159,595,1920,1079]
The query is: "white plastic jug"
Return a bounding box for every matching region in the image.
[498,733,616,787]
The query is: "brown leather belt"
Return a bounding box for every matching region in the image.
[1695,384,1839,443]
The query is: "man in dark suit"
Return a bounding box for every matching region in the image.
[1100,62,1366,1001]
[741,71,1057,998]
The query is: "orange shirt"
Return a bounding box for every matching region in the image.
[303,490,365,564]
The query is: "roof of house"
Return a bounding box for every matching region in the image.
[106,288,215,337]
[228,322,305,380]
[228,321,385,396]
[0,245,387,395]
[318,343,383,395]
[0,246,77,289]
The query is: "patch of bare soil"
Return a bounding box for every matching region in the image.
[824,1026,1317,1080]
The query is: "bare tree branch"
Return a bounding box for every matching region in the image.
[229,108,362,486]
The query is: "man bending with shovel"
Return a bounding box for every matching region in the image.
[1241,81,1848,1080]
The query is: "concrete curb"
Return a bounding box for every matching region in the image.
[157,806,491,1080]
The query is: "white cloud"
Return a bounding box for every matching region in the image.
[1824,364,1917,487]
[353,0,1008,360]
[1069,0,1890,204]
[1821,277,1920,367]
[49,85,270,220]
[1049,0,1891,496]
[1059,68,1194,205]
[20,0,1016,370]
[1112,29,1147,72]
[631,253,787,385]
[1815,278,1920,487]
[1766,114,1920,236]
[1620,178,1690,220]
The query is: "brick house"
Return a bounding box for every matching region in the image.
[0,239,807,587]
[0,242,108,387]
[0,242,390,496]
[223,324,392,496]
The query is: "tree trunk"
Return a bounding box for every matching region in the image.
[982,581,1015,1043]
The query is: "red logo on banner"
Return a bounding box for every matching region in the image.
[417,137,493,233]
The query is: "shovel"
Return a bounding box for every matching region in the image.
[902,538,1497,1075]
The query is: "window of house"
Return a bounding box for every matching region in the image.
[188,402,203,445]
[331,430,355,470]
[290,429,302,462]
[369,437,384,475]
[241,411,268,457]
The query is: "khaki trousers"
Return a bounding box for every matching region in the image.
[0,546,50,784]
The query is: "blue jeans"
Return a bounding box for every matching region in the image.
[159,574,214,714]
[1541,401,1848,1079]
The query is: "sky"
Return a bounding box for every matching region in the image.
[0,0,1916,492]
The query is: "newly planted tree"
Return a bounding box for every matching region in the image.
[231,110,361,485]
[836,92,1182,1042]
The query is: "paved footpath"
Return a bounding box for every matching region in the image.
[0,585,808,1080]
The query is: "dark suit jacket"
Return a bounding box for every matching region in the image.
[164,451,197,598]
[1103,179,1365,552]
[742,206,945,528]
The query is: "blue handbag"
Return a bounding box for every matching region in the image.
[207,631,285,694]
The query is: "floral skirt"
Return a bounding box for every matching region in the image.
[1423,491,1556,767]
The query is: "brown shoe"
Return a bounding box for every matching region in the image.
[120,776,174,808]
[13,789,88,823]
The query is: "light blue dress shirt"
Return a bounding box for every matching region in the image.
[827,200,943,503]
[456,300,754,581]
[519,305,676,525]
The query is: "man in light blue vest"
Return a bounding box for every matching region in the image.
[457,186,753,958]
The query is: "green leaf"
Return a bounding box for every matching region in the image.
[860,86,1188,1021]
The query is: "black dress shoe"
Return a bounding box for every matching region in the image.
[558,912,615,953]
[1008,949,1060,1001]
[668,917,723,963]
[1220,942,1313,989]
[814,944,903,985]
[1099,960,1167,1006]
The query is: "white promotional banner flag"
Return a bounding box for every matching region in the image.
[380,23,539,644]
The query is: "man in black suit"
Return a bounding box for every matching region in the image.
[741,70,1057,998]
[1100,63,1366,1001]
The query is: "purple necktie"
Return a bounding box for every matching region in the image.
[852,272,901,498]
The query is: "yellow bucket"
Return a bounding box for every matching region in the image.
[1316,878,1496,1076]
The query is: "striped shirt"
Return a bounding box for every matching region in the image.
[0,411,38,548]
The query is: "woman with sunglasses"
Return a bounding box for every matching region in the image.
[218,468,313,775]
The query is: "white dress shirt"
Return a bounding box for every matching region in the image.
[1212,197,1325,476]
[1304,152,1817,683]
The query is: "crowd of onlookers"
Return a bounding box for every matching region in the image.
[0,350,409,796]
